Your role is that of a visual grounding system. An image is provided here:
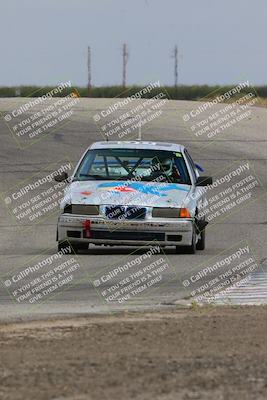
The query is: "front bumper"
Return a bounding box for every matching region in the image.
[58,214,194,246]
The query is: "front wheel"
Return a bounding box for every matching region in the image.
[176,227,196,254]
[196,228,205,250]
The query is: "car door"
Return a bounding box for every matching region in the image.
[184,149,205,216]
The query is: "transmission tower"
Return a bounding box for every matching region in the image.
[173,45,178,87]
[122,43,129,88]
[87,46,92,97]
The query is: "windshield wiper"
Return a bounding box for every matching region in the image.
[76,174,106,180]
[116,173,136,180]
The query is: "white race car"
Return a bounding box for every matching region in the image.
[55,141,212,254]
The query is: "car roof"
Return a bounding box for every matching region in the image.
[89,141,185,152]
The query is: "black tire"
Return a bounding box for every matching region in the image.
[196,228,205,250]
[176,227,196,254]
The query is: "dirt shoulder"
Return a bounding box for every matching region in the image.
[0,306,267,400]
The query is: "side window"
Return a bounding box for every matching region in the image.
[184,150,197,182]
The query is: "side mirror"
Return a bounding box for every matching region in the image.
[54,172,69,182]
[196,176,213,186]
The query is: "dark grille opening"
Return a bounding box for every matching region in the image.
[67,230,81,238]
[92,231,165,241]
[105,206,146,220]
[167,235,182,242]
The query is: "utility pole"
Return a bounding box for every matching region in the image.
[173,45,178,88]
[87,46,92,97]
[122,43,129,88]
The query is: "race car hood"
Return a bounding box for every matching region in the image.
[63,180,191,208]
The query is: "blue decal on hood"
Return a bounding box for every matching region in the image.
[97,182,189,197]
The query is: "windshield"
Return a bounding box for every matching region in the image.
[74,148,191,184]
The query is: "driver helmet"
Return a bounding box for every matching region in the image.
[160,158,173,175]
[151,156,173,176]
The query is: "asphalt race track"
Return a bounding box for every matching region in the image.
[0,97,267,322]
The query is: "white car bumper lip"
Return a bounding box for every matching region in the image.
[58,214,194,246]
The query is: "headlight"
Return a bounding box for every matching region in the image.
[179,208,191,218]
[152,207,180,218]
[64,204,99,215]
[152,207,191,218]
[64,204,72,213]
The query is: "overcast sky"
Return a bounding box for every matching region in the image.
[0,0,266,87]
